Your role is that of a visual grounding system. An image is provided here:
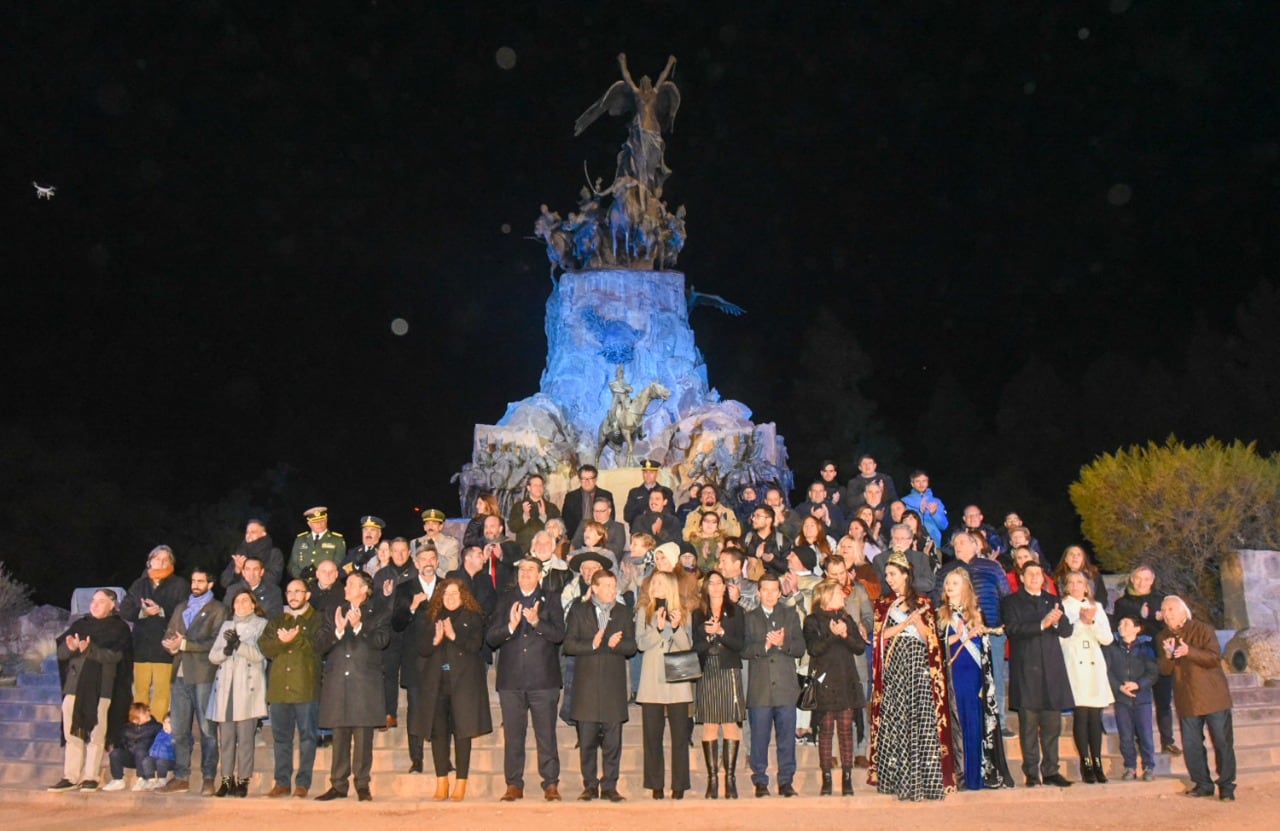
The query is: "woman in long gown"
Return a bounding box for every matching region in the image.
[867,552,956,801]
[937,569,1014,790]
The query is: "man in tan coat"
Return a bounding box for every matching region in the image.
[1157,595,1236,801]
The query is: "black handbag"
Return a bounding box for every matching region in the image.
[797,671,819,710]
[664,650,703,683]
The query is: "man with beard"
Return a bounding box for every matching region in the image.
[742,506,791,577]
[682,483,742,540]
[224,556,284,621]
[259,580,322,797]
[630,489,681,547]
[290,506,347,580]
[48,589,133,793]
[156,568,226,795]
[508,474,560,552]
[391,546,440,772]
[413,508,460,576]
[342,516,385,577]
[624,459,674,526]
[120,545,187,721]
[480,514,523,592]
[314,572,390,802]
[221,519,285,591]
[373,537,416,730]
[488,557,566,802]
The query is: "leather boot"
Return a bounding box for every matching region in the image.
[235,778,249,798]
[722,740,739,799]
[1080,758,1096,784]
[1092,757,1108,783]
[841,769,854,796]
[451,779,467,801]
[820,769,833,796]
[213,777,232,798]
[434,776,450,800]
[701,741,719,799]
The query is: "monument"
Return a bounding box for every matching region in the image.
[456,54,792,514]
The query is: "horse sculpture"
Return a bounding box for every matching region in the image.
[596,377,671,466]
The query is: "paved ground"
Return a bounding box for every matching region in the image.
[1,774,1275,831]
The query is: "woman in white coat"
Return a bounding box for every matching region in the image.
[208,591,268,796]
[1059,570,1114,784]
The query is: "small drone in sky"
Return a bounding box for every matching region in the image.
[33,182,56,199]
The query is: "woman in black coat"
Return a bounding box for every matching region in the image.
[692,571,746,799]
[803,579,867,796]
[412,578,493,802]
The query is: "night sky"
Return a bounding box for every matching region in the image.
[5,1,1278,603]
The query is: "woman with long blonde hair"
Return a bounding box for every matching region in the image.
[635,569,694,799]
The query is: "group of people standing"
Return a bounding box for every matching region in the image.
[47,457,1239,804]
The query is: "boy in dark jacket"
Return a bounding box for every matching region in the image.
[103,703,164,790]
[1106,615,1159,780]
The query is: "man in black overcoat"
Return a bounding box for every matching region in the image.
[1002,560,1075,787]
[562,569,636,802]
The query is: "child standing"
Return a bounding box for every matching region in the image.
[1105,615,1159,780]
[103,703,163,791]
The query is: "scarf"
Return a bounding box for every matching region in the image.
[236,534,275,561]
[590,595,617,629]
[284,604,309,618]
[182,590,214,628]
[147,562,175,583]
[58,612,132,742]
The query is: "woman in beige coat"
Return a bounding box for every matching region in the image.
[208,591,268,797]
[636,570,695,798]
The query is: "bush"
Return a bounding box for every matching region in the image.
[0,562,33,659]
[1069,437,1280,624]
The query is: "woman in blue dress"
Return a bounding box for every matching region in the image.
[937,569,1014,790]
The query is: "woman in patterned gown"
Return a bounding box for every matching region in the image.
[867,552,956,801]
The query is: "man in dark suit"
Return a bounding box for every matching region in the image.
[224,555,284,621]
[447,545,498,621]
[629,488,681,547]
[743,574,806,797]
[1003,560,1075,787]
[571,496,628,561]
[487,557,566,802]
[560,464,615,539]
[390,546,440,773]
[157,567,226,795]
[623,459,674,525]
[563,569,635,802]
[314,572,391,802]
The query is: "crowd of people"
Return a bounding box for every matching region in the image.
[47,456,1239,803]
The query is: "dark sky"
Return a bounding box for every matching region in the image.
[4,1,1278,596]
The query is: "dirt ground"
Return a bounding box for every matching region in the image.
[1,776,1276,831]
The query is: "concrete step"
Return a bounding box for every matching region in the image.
[0,703,61,722]
[1227,672,1261,689]
[0,720,61,741]
[0,739,63,764]
[16,672,59,689]
[0,687,61,705]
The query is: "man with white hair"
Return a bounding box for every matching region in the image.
[1158,595,1236,801]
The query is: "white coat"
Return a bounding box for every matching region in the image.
[207,615,268,723]
[1059,595,1115,707]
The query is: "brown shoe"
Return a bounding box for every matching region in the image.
[500,785,523,801]
[544,784,561,801]
[383,715,398,730]
[155,778,189,794]
[266,785,291,798]
[200,778,217,796]
[293,786,308,798]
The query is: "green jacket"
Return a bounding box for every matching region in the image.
[290,530,346,579]
[258,605,321,703]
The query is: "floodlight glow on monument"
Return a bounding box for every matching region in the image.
[456,54,792,512]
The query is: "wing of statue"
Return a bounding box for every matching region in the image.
[688,287,747,317]
[574,80,634,136]
[655,81,681,132]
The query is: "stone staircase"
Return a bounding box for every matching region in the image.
[2,657,1277,799]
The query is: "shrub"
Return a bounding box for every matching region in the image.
[1069,437,1280,624]
[0,562,33,658]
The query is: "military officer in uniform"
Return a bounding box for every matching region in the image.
[291,507,347,580]
[343,516,385,576]
[623,460,675,526]
[412,508,460,576]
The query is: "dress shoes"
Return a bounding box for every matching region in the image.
[602,789,625,802]
[671,790,684,800]
[1044,774,1073,787]
[1186,786,1215,798]
[578,786,599,801]
[544,784,561,801]
[778,783,798,797]
[408,761,423,774]
[651,789,664,799]
[293,786,308,798]
[753,783,769,798]
[500,785,523,801]
[1024,778,1041,787]
[357,788,372,802]
[315,787,347,801]
[1220,789,1236,802]
[267,784,291,798]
